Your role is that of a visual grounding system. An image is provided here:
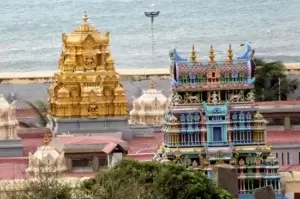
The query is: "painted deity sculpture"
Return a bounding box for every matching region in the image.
[129,80,168,126]
[0,94,19,139]
[158,44,283,198]
[48,11,127,118]
[27,131,67,176]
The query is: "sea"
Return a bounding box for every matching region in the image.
[0,0,300,72]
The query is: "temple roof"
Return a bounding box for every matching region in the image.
[64,11,109,45]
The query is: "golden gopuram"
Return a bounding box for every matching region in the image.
[47,12,154,138]
[48,11,127,118]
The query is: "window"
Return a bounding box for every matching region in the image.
[287,152,290,165]
[276,153,278,158]
[213,127,222,142]
[282,153,284,165]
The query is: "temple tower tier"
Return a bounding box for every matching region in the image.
[47,12,153,139]
[157,44,283,199]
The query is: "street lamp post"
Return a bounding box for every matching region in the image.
[144,11,160,63]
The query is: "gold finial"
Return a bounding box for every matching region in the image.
[209,45,215,63]
[227,44,233,62]
[190,45,197,63]
[82,10,88,23]
[150,78,155,89]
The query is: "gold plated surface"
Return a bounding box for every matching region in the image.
[48,11,127,118]
[190,45,197,63]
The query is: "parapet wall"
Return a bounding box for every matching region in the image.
[0,63,299,84]
[0,68,170,84]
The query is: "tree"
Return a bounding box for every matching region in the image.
[18,100,49,128]
[82,159,234,199]
[254,58,299,101]
[0,170,74,199]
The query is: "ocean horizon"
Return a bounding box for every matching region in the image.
[0,0,299,72]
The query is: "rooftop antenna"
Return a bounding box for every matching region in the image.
[144,11,160,64]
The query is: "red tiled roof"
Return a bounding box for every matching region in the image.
[56,136,125,145]
[127,133,163,154]
[267,131,300,144]
[127,153,154,161]
[102,142,118,154]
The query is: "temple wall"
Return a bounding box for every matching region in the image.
[0,140,24,157]
[271,144,300,166]
[0,79,171,109]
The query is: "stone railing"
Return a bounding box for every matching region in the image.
[1,63,299,84]
[0,68,170,84]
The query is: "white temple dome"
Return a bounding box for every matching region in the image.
[128,80,169,126]
[27,141,68,175]
[33,145,60,165]
[137,89,168,107]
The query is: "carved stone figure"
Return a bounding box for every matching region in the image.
[211,92,218,105]
[228,91,245,103]
[246,90,255,102]
[184,93,200,103]
[171,93,183,104]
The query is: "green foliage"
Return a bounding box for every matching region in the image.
[254,58,299,101]
[3,172,73,199]
[82,159,234,199]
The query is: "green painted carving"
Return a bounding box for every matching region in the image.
[182,155,192,167]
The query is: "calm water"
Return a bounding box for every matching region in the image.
[0,0,300,72]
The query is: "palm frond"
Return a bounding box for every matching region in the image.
[18,121,39,128]
[20,100,49,127]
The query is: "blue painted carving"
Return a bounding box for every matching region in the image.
[189,72,196,85]
[236,43,256,84]
[171,78,182,88]
[231,71,238,81]
[180,114,186,122]
[195,124,200,132]
[233,124,238,130]
[194,113,200,122]
[171,48,188,62]
[246,123,251,130]
[180,124,186,133]
[246,112,252,120]
[239,112,245,121]
[204,104,228,116]
[237,43,252,60]
[232,113,238,120]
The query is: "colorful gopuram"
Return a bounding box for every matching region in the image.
[158,44,284,199]
[48,12,153,139]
